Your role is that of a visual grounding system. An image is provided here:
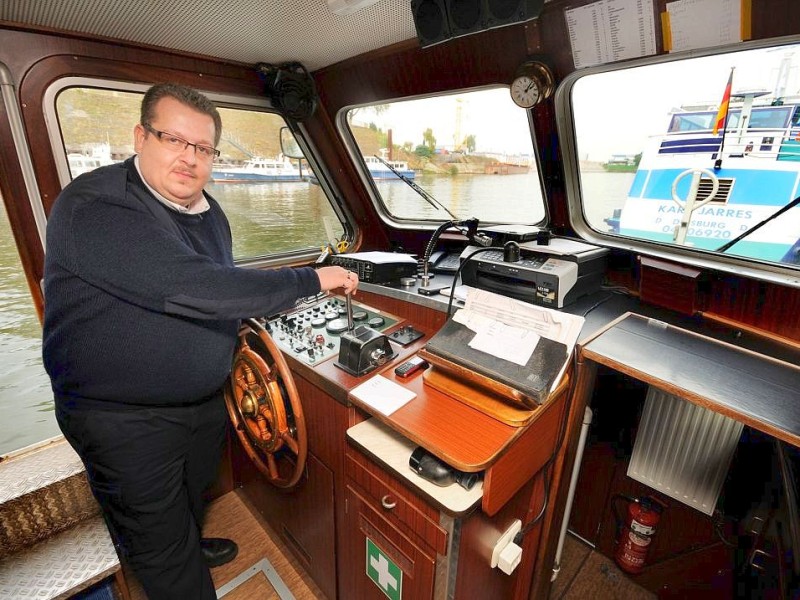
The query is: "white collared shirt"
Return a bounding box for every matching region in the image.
[134,156,210,215]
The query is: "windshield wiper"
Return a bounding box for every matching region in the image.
[716,194,800,253]
[372,154,459,220]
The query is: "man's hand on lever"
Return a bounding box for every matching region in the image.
[317,266,359,296]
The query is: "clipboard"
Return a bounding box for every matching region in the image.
[418,318,568,408]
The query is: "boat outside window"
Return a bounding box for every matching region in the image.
[341,87,546,226]
[748,107,793,130]
[55,87,344,262]
[561,40,800,277]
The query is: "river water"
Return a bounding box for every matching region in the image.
[0,171,632,456]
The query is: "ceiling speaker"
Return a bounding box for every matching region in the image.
[411,0,452,47]
[446,0,484,37]
[257,62,318,122]
[483,0,544,28]
[412,0,544,48]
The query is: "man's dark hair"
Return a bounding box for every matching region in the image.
[140,83,222,146]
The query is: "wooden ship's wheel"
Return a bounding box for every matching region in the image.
[224,318,307,488]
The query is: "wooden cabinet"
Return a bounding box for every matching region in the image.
[346,451,449,553]
[233,289,575,599]
[233,374,348,600]
[344,418,563,600]
[342,485,437,600]
[342,440,447,599]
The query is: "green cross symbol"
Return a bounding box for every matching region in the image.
[366,538,403,600]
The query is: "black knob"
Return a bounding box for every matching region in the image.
[536,229,551,245]
[503,241,520,263]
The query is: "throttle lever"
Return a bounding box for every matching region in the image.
[345,293,354,332]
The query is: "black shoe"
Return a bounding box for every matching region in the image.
[200,537,238,568]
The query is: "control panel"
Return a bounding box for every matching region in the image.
[266,295,400,366]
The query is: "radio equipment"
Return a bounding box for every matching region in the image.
[460,238,607,308]
[329,251,417,284]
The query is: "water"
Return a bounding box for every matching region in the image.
[0,206,60,456]
[377,172,547,223]
[580,171,635,229]
[0,172,630,456]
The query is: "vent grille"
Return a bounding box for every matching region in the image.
[698,177,734,203]
[628,387,743,515]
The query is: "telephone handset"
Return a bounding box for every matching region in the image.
[428,250,462,274]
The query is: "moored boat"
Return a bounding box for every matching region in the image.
[608,96,800,263]
[211,155,306,183]
[66,143,117,177]
[363,154,415,179]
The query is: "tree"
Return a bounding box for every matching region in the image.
[348,103,390,124]
[422,128,436,151]
[414,145,433,158]
[463,134,476,154]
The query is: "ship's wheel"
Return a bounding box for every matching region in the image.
[224,318,307,488]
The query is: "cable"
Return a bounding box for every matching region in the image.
[514,349,581,543]
[580,292,613,318]
[514,462,552,545]
[444,246,499,318]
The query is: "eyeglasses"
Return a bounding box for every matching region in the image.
[143,123,220,160]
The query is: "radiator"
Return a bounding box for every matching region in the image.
[627,387,743,515]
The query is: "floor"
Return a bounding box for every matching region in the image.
[124,490,324,599]
[549,533,656,600]
[122,491,653,600]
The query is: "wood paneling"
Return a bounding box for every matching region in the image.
[346,446,448,556]
[454,474,542,599]
[0,90,44,319]
[482,387,567,516]
[239,453,337,600]
[705,275,800,341]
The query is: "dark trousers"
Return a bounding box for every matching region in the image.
[56,393,227,600]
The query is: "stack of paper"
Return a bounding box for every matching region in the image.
[457,288,585,393]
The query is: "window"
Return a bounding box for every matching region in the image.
[341,88,545,226]
[56,87,344,262]
[563,40,800,274]
[0,193,59,456]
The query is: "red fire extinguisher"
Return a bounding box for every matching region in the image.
[612,495,664,574]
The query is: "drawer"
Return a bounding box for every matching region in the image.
[344,485,436,600]
[346,449,448,556]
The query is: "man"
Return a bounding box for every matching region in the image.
[42,83,358,599]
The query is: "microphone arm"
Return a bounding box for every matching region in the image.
[420,218,492,286]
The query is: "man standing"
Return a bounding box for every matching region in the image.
[42,83,358,599]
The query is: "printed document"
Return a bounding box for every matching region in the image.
[454,288,585,390]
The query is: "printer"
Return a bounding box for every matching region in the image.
[460,237,607,308]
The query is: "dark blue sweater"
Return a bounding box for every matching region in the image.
[43,158,320,406]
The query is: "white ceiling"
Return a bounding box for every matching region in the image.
[0,0,419,71]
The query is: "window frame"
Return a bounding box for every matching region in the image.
[556,34,800,288]
[335,85,549,232]
[43,77,352,267]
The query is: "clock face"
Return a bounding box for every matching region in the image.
[510,75,540,108]
[510,61,554,108]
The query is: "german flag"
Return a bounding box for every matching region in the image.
[712,68,734,136]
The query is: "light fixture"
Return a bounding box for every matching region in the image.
[326,0,381,16]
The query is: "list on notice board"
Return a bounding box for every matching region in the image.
[666,0,742,53]
[565,0,657,69]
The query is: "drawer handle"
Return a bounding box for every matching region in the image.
[381,495,397,510]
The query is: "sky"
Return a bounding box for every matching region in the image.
[572,43,800,161]
[351,87,536,156]
[351,42,800,162]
